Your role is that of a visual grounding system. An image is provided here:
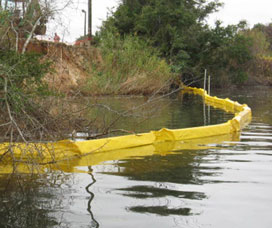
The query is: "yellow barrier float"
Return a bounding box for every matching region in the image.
[0,133,241,174]
[0,86,252,167]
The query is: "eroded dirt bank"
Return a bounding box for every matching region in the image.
[25,40,173,95]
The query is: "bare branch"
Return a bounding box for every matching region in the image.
[3,76,27,143]
[22,16,42,54]
[10,21,19,52]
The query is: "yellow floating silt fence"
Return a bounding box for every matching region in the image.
[0,86,252,164]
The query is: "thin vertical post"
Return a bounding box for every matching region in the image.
[203,69,207,125]
[23,1,25,16]
[82,9,86,37]
[203,99,206,126]
[208,75,211,124]
[208,75,211,95]
[84,11,86,36]
[208,104,211,124]
[204,69,207,92]
[88,0,92,38]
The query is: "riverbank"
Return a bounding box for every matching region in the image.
[33,40,174,96]
[0,38,270,144]
[20,39,272,96]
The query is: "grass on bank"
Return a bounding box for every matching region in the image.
[80,32,175,95]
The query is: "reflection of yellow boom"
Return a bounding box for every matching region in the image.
[0,86,252,173]
[0,132,240,174]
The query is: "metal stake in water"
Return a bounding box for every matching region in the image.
[203,69,207,125]
[208,75,211,95]
[204,69,207,92]
[208,75,211,124]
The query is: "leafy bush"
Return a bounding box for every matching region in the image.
[0,50,50,87]
[0,50,51,100]
[99,1,254,87]
[0,50,52,139]
[83,31,174,95]
[240,24,272,85]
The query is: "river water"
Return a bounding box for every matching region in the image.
[0,86,272,228]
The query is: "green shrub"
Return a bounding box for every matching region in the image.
[0,50,52,113]
[83,32,174,95]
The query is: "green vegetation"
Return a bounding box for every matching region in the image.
[0,50,50,93]
[83,32,173,95]
[0,50,54,141]
[241,23,272,85]
[1,0,272,142]
[99,0,222,71]
[97,0,271,87]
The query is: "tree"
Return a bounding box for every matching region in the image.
[253,23,272,50]
[99,0,253,86]
[0,0,73,53]
[198,21,252,85]
[105,0,221,58]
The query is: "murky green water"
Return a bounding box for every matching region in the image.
[1,87,272,228]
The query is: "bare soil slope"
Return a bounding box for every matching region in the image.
[25,40,101,94]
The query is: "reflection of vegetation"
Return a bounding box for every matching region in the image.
[98,151,207,216]
[83,95,172,135]
[86,169,100,228]
[0,169,102,228]
[0,173,72,228]
[101,151,218,184]
[95,139,248,217]
[118,185,205,200]
[217,86,272,124]
[130,206,192,216]
[84,93,233,136]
